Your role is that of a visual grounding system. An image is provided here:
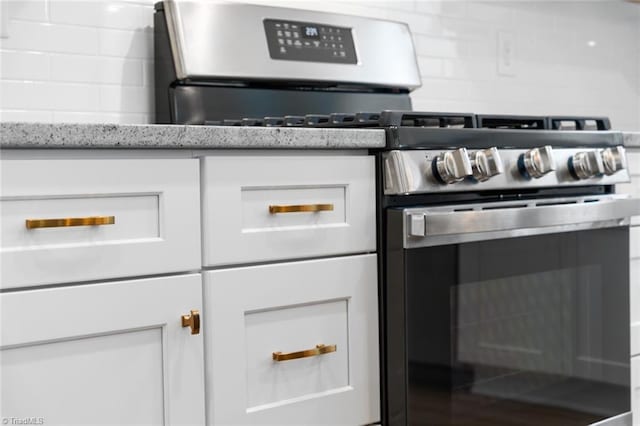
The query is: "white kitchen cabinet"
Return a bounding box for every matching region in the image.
[634,356,640,425]
[0,274,205,426]
[203,254,380,426]
[0,158,201,289]
[625,147,640,424]
[201,155,376,266]
[0,148,379,426]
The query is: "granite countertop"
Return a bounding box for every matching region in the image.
[1,122,636,150]
[624,132,640,148]
[0,122,386,149]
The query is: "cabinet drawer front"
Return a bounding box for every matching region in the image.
[202,155,375,266]
[627,151,640,177]
[633,227,640,260]
[1,159,200,288]
[204,254,380,425]
[632,259,640,356]
[633,356,640,425]
[1,274,205,424]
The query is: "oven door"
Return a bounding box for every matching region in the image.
[384,195,640,426]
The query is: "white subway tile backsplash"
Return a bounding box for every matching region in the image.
[0,50,50,80]
[52,111,146,124]
[50,54,143,85]
[441,57,492,81]
[417,56,443,77]
[415,1,467,18]
[0,109,53,122]
[413,34,463,58]
[50,1,153,30]
[0,20,99,54]
[370,1,415,13]
[0,0,637,128]
[1,80,99,111]
[99,85,151,113]
[6,0,49,22]
[466,2,514,23]
[405,14,442,37]
[98,28,152,59]
[440,16,491,40]
[415,78,472,101]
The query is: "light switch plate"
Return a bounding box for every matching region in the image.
[497,31,516,76]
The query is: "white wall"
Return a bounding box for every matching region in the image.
[1,0,639,129]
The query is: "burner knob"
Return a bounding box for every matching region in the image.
[432,148,473,184]
[601,146,626,175]
[568,150,604,180]
[518,145,556,179]
[469,147,504,182]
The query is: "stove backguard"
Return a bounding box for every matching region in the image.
[154,1,419,124]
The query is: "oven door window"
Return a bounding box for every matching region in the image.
[405,227,630,426]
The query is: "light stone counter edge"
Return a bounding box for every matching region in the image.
[0,122,386,149]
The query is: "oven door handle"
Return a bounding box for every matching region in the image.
[403,196,640,247]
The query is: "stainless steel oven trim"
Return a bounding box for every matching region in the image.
[588,412,631,426]
[400,195,640,248]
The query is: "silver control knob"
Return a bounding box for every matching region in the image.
[569,150,604,180]
[518,145,556,179]
[601,146,626,175]
[432,148,473,184]
[469,147,504,182]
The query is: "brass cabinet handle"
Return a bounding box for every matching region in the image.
[25,216,116,229]
[272,344,337,362]
[268,204,334,214]
[181,309,200,335]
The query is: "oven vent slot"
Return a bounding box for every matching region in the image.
[482,204,528,211]
[535,200,578,207]
[453,208,474,212]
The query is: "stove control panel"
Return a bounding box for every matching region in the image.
[264,19,357,64]
[382,146,630,195]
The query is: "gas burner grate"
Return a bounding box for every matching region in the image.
[201,111,611,131]
[379,111,476,128]
[549,116,611,131]
[476,115,547,130]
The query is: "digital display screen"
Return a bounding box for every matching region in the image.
[303,26,320,38]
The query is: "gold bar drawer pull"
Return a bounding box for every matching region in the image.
[272,344,337,362]
[268,204,334,214]
[25,216,116,229]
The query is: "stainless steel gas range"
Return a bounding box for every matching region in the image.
[377,112,638,426]
[155,2,640,425]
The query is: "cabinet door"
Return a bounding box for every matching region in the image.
[0,274,205,425]
[204,254,380,425]
[634,356,640,425]
[632,230,640,356]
